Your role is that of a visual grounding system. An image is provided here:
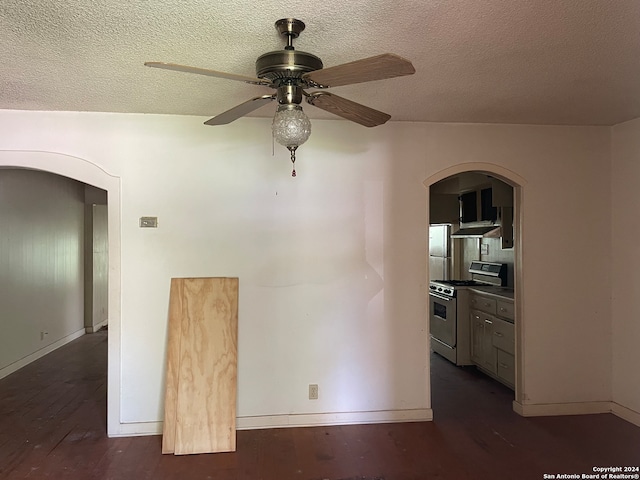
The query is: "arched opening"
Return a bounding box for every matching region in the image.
[424,163,525,413]
[0,150,121,435]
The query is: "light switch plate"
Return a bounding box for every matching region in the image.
[139,216,158,228]
[481,243,489,255]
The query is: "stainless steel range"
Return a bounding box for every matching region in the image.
[429,261,507,365]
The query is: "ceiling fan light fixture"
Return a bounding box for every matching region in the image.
[272,104,311,177]
[272,104,311,148]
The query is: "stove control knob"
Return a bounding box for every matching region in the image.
[445,289,452,295]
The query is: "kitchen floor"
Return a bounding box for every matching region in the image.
[1,334,639,479]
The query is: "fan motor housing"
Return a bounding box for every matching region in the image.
[256,50,323,84]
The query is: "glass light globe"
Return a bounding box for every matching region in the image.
[272,105,311,148]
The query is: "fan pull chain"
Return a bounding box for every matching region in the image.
[288,146,298,177]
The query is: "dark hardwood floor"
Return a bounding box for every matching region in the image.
[1,331,639,479]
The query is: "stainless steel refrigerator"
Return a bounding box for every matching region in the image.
[429,224,452,281]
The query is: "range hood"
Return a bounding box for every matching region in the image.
[450,225,501,238]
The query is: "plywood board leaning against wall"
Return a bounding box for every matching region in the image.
[162,277,238,455]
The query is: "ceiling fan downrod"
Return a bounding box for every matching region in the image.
[275,18,306,50]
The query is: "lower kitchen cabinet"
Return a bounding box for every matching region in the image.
[496,349,515,387]
[469,291,515,390]
[492,317,514,355]
[470,310,497,375]
[470,311,483,365]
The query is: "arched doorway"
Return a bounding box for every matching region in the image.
[424,163,526,411]
[0,150,122,435]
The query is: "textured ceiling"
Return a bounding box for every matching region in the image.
[2,0,639,126]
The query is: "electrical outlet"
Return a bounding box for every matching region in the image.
[309,384,318,400]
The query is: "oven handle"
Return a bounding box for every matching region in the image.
[431,336,454,349]
[429,291,453,302]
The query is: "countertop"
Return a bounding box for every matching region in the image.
[468,286,515,300]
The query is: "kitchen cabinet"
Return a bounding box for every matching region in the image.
[497,349,515,387]
[492,316,514,354]
[469,291,515,389]
[458,187,501,224]
[496,299,514,320]
[470,310,497,375]
[492,316,515,387]
[470,294,496,313]
[490,178,514,249]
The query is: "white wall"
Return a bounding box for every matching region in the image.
[0,168,86,378]
[84,201,108,333]
[0,110,616,434]
[611,118,640,421]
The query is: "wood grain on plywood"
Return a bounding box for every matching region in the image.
[170,277,238,455]
[161,279,183,454]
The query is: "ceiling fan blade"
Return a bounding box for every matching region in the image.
[307,92,391,127]
[204,95,276,125]
[144,62,271,86]
[303,53,415,88]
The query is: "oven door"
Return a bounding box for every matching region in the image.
[429,291,457,348]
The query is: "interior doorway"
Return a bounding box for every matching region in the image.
[425,166,524,415]
[84,185,109,335]
[0,169,109,429]
[0,151,121,435]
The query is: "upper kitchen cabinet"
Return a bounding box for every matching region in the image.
[430,173,514,249]
[490,178,514,248]
[459,188,498,223]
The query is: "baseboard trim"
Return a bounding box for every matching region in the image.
[236,408,433,430]
[109,421,163,438]
[0,328,85,381]
[513,400,640,428]
[513,400,612,417]
[85,319,108,334]
[611,403,640,427]
[108,409,433,437]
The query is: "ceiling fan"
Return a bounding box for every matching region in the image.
[145,18,415,176]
